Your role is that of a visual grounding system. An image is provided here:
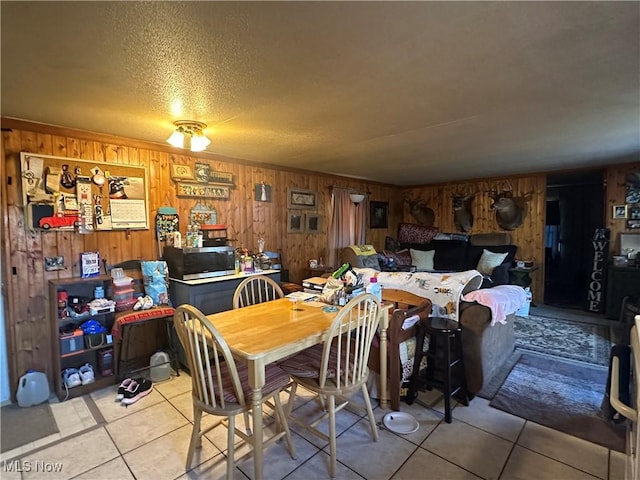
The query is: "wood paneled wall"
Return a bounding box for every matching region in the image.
[401,175,548,303]
[1,118,637,396]
[0,120,397,391]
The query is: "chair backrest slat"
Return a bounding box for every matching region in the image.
[319,294,380,390]
[233,275,284,309]
[174,304,246,411]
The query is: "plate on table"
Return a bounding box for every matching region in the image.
[382,412,419,434]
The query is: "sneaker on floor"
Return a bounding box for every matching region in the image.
[115,378,134,400]
[79,363,95,385]
[121,378,153,405]
[62,368,81,388]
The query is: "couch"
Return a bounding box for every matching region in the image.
[340,224,518,288]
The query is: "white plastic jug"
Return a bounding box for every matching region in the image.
[16,370,50,407]
[150,351,171,383]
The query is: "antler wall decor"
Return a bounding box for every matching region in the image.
[403,195,435,226]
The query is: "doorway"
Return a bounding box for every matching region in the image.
[544,170,605,309]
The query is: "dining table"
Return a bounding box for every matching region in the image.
[204,296,392,479]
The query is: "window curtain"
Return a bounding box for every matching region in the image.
[327,189,367,268]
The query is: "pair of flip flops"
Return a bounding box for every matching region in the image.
[133,295,154,311]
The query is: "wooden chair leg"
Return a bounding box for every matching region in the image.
[243,411,252,435]
[186,405,202,470]
[285,381,299,417]
[227,414,236,480]
[273,393,297,459]
[328,394,337,478]
[389,343,401,411]
[361,384,379,441]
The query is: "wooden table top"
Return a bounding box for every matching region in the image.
[205,297,341,362]
[205,297,391,364]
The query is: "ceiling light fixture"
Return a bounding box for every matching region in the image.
[167,120,211,152]
[349,193,365,205]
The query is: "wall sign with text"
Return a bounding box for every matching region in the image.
[176,182,231,200]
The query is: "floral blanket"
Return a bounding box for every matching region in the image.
[354,268,483,322]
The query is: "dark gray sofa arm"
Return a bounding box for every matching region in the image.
[459,301,516,394]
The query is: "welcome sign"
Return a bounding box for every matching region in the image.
[587,228,609,313]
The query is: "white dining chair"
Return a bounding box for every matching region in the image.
[173,304,296,478]
[278,294,381,478]
[232,275,284,309]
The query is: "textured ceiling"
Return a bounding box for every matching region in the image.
[1,2,639,185]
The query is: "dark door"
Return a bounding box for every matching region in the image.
[545,171,605,308]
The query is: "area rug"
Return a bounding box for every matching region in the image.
[515,314,612,365]
[489,353,625,452]
[1,402,59,453]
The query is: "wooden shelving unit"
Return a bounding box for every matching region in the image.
[49,275,117,400]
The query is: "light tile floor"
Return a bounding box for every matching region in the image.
[0,371,627,480]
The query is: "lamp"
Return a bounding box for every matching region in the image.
[167,120,211,152]
[349,193,365,205]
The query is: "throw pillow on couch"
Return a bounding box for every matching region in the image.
[476,249,508,276]
[410,249,435,271]
[382,249,412,268]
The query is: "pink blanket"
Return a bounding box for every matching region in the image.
[462,285,528,326]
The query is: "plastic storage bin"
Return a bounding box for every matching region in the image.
[60,329,84,355]
[16,370,50,407]
[150,351,171,382]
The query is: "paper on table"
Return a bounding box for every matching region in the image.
[285,291,318,301]
[402,314,420,330]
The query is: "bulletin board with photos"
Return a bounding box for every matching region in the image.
[20,152,149,232]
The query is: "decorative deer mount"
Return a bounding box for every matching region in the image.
[404,195,435,226]
[452,193,475,233]
[488,188,533,231]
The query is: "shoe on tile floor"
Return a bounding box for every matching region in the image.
[121,378,153,405]
[115,377,134,400]
[62,368,81,388]
[78,363,95,385]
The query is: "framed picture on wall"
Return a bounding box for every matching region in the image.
[626,172,640,204]
[370,201,389,229]
[287,188,317,209]
[287,212,304,233]
[613,204,628,219]
[306,214,321,233]
[255,183,271,202]
[628,206,640,229]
